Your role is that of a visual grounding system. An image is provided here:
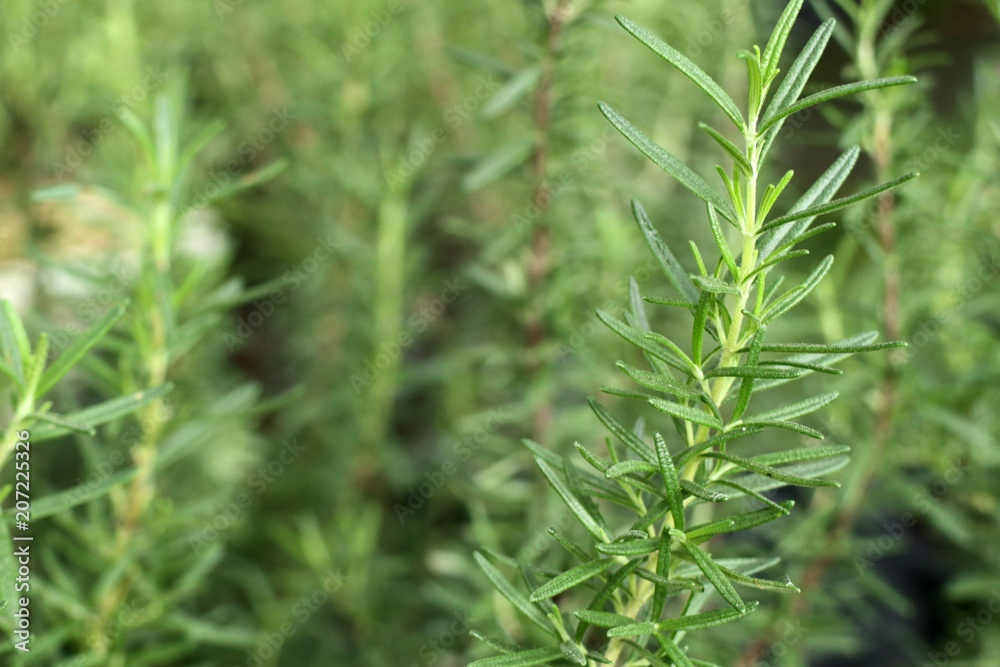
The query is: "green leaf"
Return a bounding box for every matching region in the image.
[749,331,880,393]
[38,303,127,396]
[763,255,833,323]
[656,600,759,632]
[605,460,658,478]
[654,433,685,531]
[691,274,740,296]
[529,559,616,601]
[31,470,138,519]
[680,480,729,503]
[648,398,722,431]
[468,647,565,667]
[717,564,800,594]
[481,67,542,119]
[704,366,802,380]
[691,292,712,366]
[740,48,764,119]
[615,16,746,131]
[699,124,752,175]
[27,412,95,436]
[756,170,795,223]
[30,384,174,441]
[643,295,696,310]
[674,426,766,468]
[474,552,555,636]
[574,442,611,475]
[685,502,794,540]
[462,139,535,192]
[759,18,836,159]
[0,358,23,393]
[752,445,850,467]
[674,557,781,580]
[643,332,700,376]
[758,338,906,354]
[588,398,657,465]
[598,310,691,375]
[625,641,684,667]
[759,147,859,259]
[760,76,918,133]
[761,0,805,80]
[574,559,643,642]
[0,301,29,381]
[595,538,659,557]
[710,479,791,515]
[600,104,736,222]
[617,363,701,400]
[704,451,840,488]
[739,419,824,440]
[673,531,746,612]
[559,641,588,666]
[632,200,700,303]
[117,107,157,171]
[759,173,918,235]
[470,631,520,656]
[605,621,659,638]
[547,528,591,563]
[728,457,850,494]
[574,610,635,628]
[758,360,842,375]
[651,531,673,620]
[746,249,810,281]
[535,458,609,542]
[749,391,838,422]
[707,203,738,279]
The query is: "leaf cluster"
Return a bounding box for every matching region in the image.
[472,1,915,665]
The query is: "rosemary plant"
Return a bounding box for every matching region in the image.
[470,2,917,665]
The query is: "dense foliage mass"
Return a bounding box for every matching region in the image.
[0,0,997,665]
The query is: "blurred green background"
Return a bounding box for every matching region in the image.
[0,0,999,665]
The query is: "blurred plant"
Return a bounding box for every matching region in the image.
[469,1,917,665]
[0,92,288,665]
[0,296,167,614]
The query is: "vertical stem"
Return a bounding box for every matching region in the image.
[86,146,176,657]
[358,194,408,486]
[525,0,571,443]
[605,110,765,667]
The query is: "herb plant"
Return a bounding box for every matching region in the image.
[470,2,917,665]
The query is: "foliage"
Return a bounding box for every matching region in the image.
[470,2,918,665]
